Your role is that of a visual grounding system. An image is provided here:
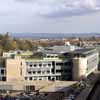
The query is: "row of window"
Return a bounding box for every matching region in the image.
[25,76,49,81]
[56,69,72,73]
[27,69,71,75]
[27,63,52,68]
[27,62,72,68]
[87,56,98,68]
[87,56,97,64]
[27,70,51,74]
[25,76,60,81]
[46,55,58,58]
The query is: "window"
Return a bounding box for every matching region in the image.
[47,71,50,74]
[64,62,72,66]
[34,77,37,80]
[29,77,32,81]
[30,64,32,67]
[56,63,63,66]
[2,77,6,81]
[51,69,55,74]
[56,70,61,73]
[39,64,42,67]
[43,64,47,67]
[48,64,51,67]
[42,71,45,74]
[47,56,50,58]
[34,64,37,67]
[33,71,36,74]
[64,69,72,73]
[28,71,32,74]
[39,78,42,80]
[51,56,54,58]
[37,71,41,74]
[1,69,4,75]
[52,61,55,66]
[25,77,27,80]
[20,62,22,66]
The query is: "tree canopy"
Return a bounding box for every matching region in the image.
[0,33,35,54]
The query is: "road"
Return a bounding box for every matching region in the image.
[86,80,100,100]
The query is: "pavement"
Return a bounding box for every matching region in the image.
[39,81,76,92]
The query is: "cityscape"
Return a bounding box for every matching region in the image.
[0,33,100,100]
[0,0,100,100]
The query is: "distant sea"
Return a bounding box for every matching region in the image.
[11,33,100,39]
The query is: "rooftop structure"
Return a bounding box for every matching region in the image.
[41,45,81,54]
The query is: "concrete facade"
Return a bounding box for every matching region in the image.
[0,48,99,83]
[72,49,99,80]
[6,56,24,82]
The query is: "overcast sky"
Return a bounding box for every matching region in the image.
[0,0,100,33]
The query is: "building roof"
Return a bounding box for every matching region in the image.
[63,48,97,58]
[42,45,81,54]
[72,48,97,56]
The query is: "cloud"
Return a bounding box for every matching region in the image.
[32,0,100,17]
[0,0,100,17]
[15,0,34,3]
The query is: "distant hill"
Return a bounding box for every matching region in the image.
[11,33,100,39]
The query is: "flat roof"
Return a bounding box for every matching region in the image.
[63,48,97,57]
[42,45,81,54]
[72,48,97,55]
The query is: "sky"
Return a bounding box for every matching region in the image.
[0,0,100,33]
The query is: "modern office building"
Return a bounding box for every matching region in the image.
[0,46,99,82]
[6,51,72,82]
[64,48,99,80]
